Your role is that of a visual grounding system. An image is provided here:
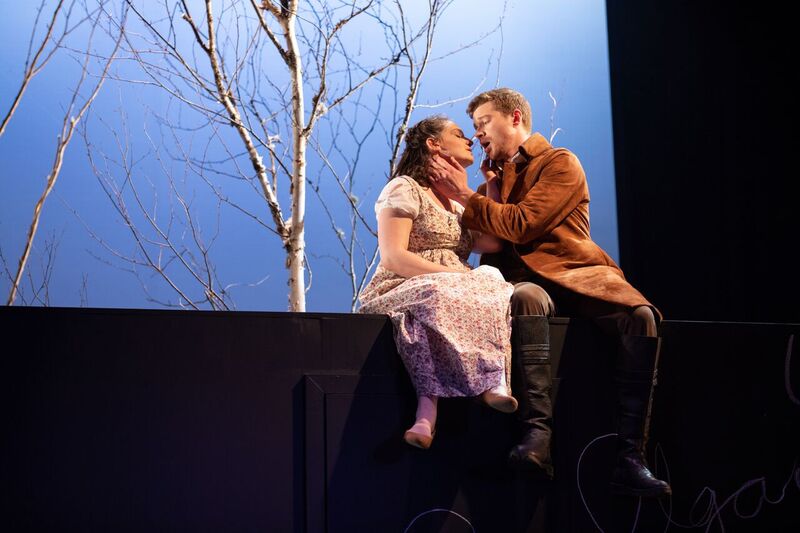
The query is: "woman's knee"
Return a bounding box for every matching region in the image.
[511,282,554,317]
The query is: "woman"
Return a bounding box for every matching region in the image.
[358,115,517,449]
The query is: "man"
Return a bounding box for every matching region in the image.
[427,88,671,498]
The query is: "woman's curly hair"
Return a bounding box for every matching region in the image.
[393,115,450,187]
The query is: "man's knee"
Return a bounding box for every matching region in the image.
[629,305,657,337]
[511,282,554,317]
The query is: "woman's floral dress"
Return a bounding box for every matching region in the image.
[358,176,514,397]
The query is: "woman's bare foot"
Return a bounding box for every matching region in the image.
[404,396,438,449]
[404,419,434,449]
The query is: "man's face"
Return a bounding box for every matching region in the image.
[472,102,518,162]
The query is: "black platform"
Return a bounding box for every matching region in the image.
[1,307,798,532]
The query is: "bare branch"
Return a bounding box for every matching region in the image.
[63,0,507,312]
[248,0,289,62]
[389,0,440,175]
[80,116,206,310]
[178,0,211,54]
[0,0,67,138]
[7,5,124,305]
[548,90,563,144]
[201,0,290,241]
[79,273,89,306]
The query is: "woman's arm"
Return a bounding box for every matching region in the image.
[378,209,461,277]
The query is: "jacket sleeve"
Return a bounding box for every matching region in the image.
[461,151,586,244]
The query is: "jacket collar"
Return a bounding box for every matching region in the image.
[498,133,551,203]
[499,133,550,169]
[517,132,551,161]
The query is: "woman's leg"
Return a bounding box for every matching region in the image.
[404,395,438,449]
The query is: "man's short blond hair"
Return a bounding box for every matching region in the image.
[467,88,532,131]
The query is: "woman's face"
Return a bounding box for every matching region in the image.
[434,122,474,167]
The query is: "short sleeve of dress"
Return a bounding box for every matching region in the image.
[374,176,421,219]
[452,200,465,220]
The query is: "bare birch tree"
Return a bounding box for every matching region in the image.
[100,0,391,310]
[57,0,505,311]
[4,0,125,305]
[86,0,501,311]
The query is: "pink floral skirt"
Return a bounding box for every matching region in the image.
[360,265,514,397]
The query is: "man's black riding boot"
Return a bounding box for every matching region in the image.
[508,315,554,479]
[610,334,672,497]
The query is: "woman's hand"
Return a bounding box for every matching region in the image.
[427,153,474,206]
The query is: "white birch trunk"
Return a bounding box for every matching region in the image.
[284,7,306,312]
